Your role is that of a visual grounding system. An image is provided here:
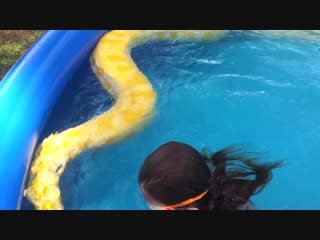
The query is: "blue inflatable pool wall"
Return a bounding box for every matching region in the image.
[0,30,108,210]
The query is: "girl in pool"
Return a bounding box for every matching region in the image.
[138,141,283,210]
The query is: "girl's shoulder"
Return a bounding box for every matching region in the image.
[236,200,256,210]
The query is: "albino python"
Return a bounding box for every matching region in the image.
[25,30,229,210]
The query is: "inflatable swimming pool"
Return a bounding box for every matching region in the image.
[3,30,320,210]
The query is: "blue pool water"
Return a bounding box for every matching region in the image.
[22,30,320,210]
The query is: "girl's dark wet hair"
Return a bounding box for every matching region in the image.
[138,141,283,210]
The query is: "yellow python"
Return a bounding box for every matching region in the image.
[25,30,229,210]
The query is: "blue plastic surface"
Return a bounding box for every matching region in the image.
[0,30,108,210]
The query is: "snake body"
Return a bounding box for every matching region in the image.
[25,30,228,210]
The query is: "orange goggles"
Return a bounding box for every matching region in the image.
[163,189,209,210]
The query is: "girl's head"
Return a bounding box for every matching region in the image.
[138,141,210,210]
[138,141,283,210]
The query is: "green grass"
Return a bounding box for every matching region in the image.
[0,30,45,80]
